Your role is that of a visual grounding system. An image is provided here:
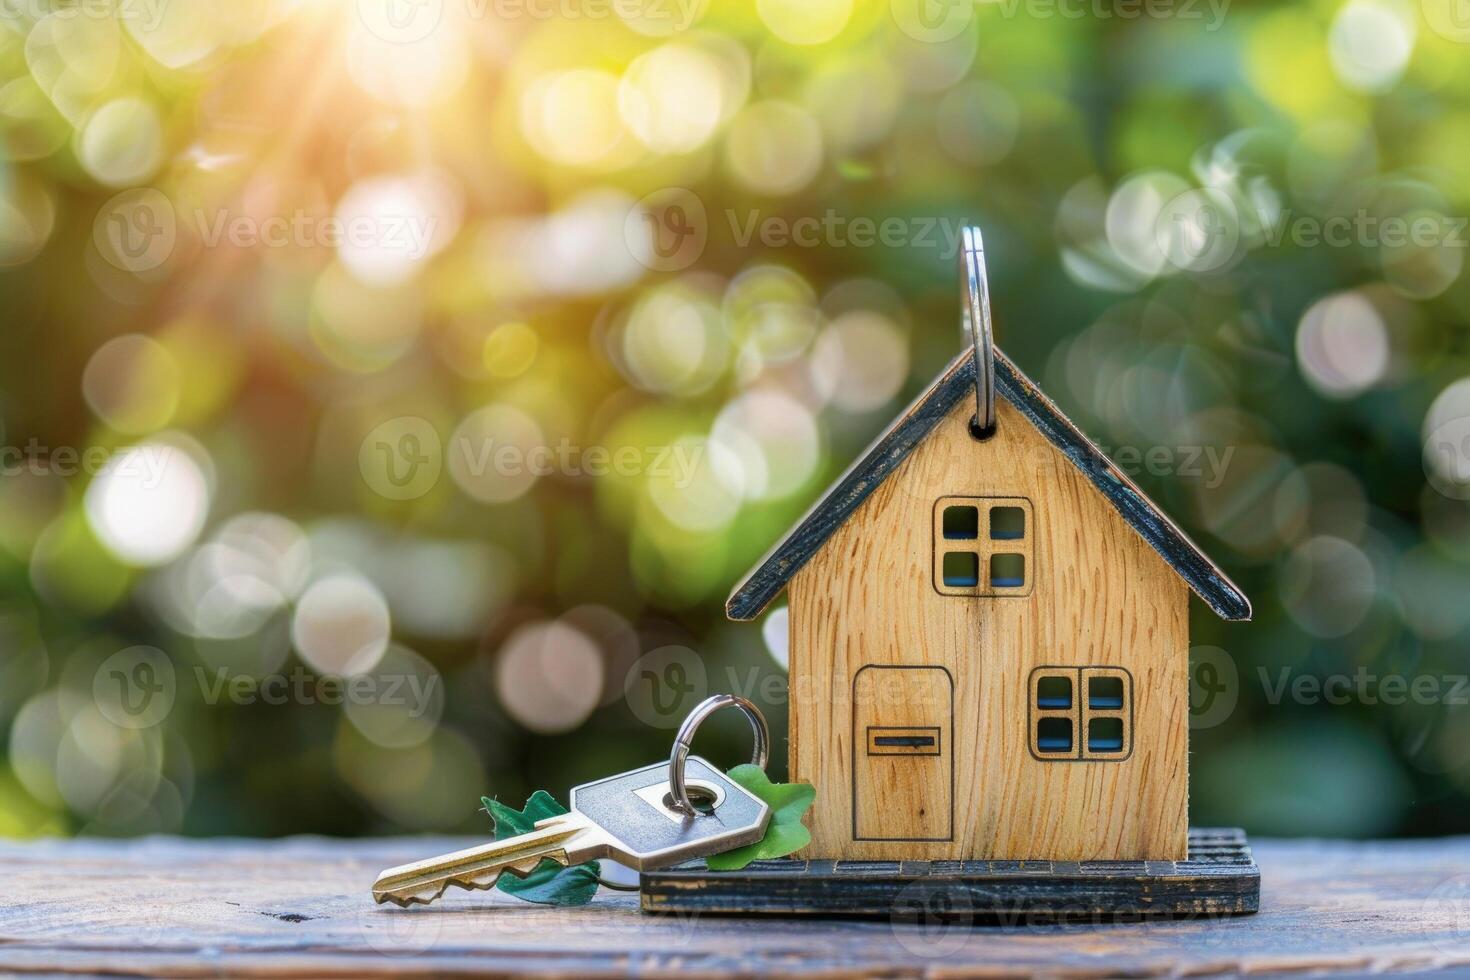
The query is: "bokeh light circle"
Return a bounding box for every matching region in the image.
[757,0,852,45]
[1279,536,1377,637]
[710,388,821,502]
[809,311,909,413]
[1295,291,1389,398]
[335,173,461,287]
[447,404,545,504]
[620,44,726,154]
[724,101,823,196]
[84,441,210,567]
[648,435,742,533]
[1424,379,1470,500]
[520,69,627,168]
[618,281,727,395]
[291,574,392,676]
[78,97,164,187]
[343,644,444,749]
[1328,0,1415,93]
[1152,187,1241,273]
[82,334,181,435]
[495,621,603,734]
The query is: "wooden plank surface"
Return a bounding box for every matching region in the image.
[0,835,1467,977]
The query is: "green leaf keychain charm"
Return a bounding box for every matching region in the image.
[705,765,815,871]
[482,791,601,906]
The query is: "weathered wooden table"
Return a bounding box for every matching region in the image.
[2,836,1468,977]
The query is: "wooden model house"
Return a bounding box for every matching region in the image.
[726,349,1251,863]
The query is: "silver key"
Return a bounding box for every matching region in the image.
[371,757,770,907]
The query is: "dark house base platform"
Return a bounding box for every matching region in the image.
[640,827,1259,920]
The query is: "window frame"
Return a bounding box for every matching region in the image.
[932,496,1035,598]
[1027,665,1134,762]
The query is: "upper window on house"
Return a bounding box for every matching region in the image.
[933,496,1034,597]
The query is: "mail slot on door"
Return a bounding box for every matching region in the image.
[866,726,941,756]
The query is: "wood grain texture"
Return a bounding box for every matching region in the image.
[788,392,1191,861]
[0,835,1467,977]
[727,349,1251,622]
[642,828,1259,919]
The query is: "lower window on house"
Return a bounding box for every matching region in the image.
[1029,666,1132,761]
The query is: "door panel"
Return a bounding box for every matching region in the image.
[852,666,953,841]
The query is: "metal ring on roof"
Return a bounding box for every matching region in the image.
[960,225,996,437]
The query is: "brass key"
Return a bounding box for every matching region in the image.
[372,757,770,907]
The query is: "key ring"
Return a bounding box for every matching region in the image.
[668,694,769,816]
[960,225,997,437]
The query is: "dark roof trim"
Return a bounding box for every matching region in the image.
[726,348,1252,623]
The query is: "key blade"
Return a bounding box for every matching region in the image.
[371,815,600,907]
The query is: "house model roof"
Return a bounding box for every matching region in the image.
[726,347,1252,623]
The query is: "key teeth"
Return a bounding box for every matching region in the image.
[373,851,569,908]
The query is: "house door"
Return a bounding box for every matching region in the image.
[852,665,953,842]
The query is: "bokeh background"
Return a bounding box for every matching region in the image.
[1,0,1469,841]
